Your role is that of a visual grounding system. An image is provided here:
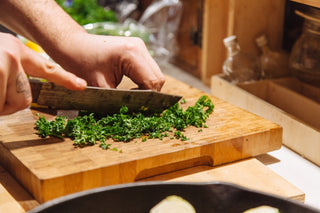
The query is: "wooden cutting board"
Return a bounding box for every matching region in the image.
[0,76,282,203]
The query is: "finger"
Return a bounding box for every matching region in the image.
[143,53,165,91]
[123,39,165,91]
[126,54,165,91]
[21,47,87,90]
[92,71,112,88]
[0,70,7,113]
[0,71,31,116]
[0,51,10,113]
[0,103,21,116]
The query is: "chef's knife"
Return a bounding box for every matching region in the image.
[30,79,182,114]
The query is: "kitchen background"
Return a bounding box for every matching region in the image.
[0,0,319,210]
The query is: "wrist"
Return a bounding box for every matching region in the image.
[46,31,94,77]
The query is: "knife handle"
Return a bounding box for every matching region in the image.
[29,79,50,103]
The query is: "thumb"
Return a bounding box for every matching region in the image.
[21,46,87,90]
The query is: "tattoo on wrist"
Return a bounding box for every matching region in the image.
[16,72,31,98]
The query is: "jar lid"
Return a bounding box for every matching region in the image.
[223,35,238,46]
[255,34,268,47]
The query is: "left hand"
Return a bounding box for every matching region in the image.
[0,33,87,116]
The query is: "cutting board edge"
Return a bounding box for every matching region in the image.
[30,123,283,180]
[1,121,282,203]
[0,142,43,203]
[32,126,284,202]
[1,122,282,203]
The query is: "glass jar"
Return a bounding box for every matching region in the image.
[223,35,261,84]
[256,34,290,79]
[289,8,320,87]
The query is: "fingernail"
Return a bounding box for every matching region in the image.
[76,78,87,88]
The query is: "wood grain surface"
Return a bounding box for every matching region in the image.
[0,165,39,212]
[0,158,305,212]
[141,158,305,202]
[0,76,282,203]
[0,158,304,212]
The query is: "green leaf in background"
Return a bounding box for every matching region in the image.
[56,0,117,25]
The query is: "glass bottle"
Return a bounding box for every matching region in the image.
[223,35,261,84]
[256,34,290,79]
[289,8,320,87]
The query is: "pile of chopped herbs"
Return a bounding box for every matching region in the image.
[35,96,214,150]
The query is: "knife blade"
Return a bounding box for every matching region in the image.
[29,79,182,114]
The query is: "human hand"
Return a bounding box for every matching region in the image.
[0,33,87,116]
[0,0,164,91]
[50,33,165,91]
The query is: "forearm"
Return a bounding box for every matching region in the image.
[0,0,86,61]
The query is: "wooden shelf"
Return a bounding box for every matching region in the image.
[201,0,286,85]
[291,0,320,8]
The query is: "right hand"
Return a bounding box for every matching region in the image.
[0,33,87,116]
[50,33,165,91]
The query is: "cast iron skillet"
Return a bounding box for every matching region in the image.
[28,181,320,213]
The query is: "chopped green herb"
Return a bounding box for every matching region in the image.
[35,95,214,150]
[181,135,189,141]
[99,142,111,150]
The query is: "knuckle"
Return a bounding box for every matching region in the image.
[156,76,166,90]
[0,33,19,46]
[63,78,75,87]
[19,96,32,110]
[123,42,138,53]
[147,78,164,91]
[159,75,166,85]
[0,34,21,55]
[43,61,57,74]
[132,37,145,46]
[123,37,146,52]
[4,96,32,115]
[0,44,21,73]
[0,48,18,65]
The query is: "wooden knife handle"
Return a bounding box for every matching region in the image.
[29,79,46,103]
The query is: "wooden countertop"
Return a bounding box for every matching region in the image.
[0,165,39,212]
